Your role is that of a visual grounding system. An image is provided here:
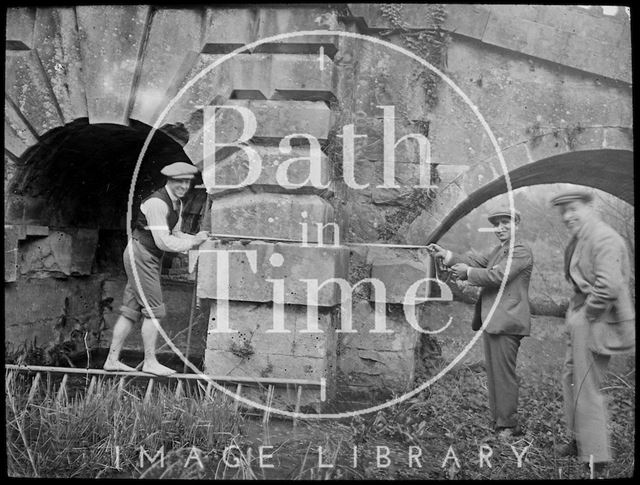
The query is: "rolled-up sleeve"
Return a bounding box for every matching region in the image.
[141,198,195,253]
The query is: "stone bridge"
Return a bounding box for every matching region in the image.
[4,5,632,410]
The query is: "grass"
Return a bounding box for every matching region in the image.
[5,373,244,478]
[6,355,634,479]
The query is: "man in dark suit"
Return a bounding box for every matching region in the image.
[551,189,635,473]
[428,207,534,441]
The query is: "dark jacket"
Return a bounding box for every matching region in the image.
[449,240,534,335]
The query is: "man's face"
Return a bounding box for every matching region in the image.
[557,200,593,235]
[492,216,517,243]
[167,178,191,199]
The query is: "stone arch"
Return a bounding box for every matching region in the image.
[425,148,633,243]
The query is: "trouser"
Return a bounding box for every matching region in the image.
[562,307,611,463]
[483,332,522,429]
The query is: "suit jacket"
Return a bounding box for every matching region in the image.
[449,240,534,335]
[568,216,635,354]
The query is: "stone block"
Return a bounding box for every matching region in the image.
[369,250,433,304]
[227,54,336,101]
[6,7,35,50]
[70,229,100,274]
[129,8,204,125]
[76,5,151,125]
[5,225,19,282]
[4,276,104,351]
[204,145,332,196]
[18,229,99,276]
[5,51,64,136]
[204,300,334,358]
[196,240,350,307]
[183,100,332,164]
[255,8,340,57]
[209,193,335,241]
[442,4,490,39]
[340,300,421,352]
[346,4,441,31]
[205,349,328,382]
[201,8,257,53]
[14,225,50,240]
[338,347,415,393]
[34,7,89,123]
[204,299,337,387]
[5,99,38,159]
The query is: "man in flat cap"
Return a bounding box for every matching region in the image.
[428,206,533,441]
[551,189,634,472]
[103,162,209,376]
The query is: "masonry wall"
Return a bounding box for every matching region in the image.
[4,5,632,408]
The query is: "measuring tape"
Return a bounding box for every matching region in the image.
[206,232,436,250]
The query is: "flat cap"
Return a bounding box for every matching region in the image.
[161,162,199,179]
[550,189,594,206]
[487,207,521,225]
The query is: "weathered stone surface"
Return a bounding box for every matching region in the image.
[204,145,332,196]
[5,99,38,159]
[206,349,328,382]
[14,225,50,240]
[255,8,340,56]
[204,300,334,358]
[130,8,203,125]
[201,7,340,56]
[6,7,35,50]
[196,240,350,306]
[202,8,257,53]
[5,275,104,353]
[5,225,19,282]
[209,193,335,241]
[34,7,89,123]
[19,229,99,276]
[369,250,433,303]
[183,100,332,164]
[481,10,631,83]
[76,5,151,124]
[5,51,64,136]
[346,4,442,31]
[340,300,421,351]
[338,347,416,393]
[442,4,491,39]
[204,299,337,389]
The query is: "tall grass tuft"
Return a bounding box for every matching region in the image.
[6,372,243,478]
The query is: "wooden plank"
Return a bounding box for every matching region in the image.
[293,385,303,428]
[27,372,41,404]
[144,379,154,403]
[5,364,322,387]
[87,376,97,397]
[263,385,275,425]
[233,383,242,412]
[56,374,68,404]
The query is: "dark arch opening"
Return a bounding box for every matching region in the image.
[6,118,206,274]
[428,149,633,243]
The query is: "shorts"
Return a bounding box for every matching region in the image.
[119,239,167,321]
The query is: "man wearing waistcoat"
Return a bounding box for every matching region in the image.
[428,207,534,441]
[551,189,635,474]
[103,162,209,376]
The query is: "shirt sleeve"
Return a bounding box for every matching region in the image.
[140,198,195,253]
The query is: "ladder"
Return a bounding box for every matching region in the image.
[5,364,324,426]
